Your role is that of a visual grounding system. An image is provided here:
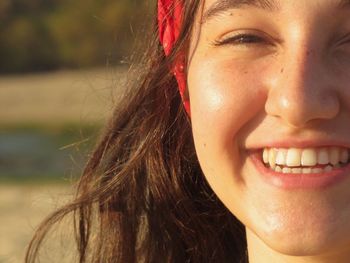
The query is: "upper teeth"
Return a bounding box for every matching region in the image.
[263,147,349,168]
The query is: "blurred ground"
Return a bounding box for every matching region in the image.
[0,67,126,126]
[0,68,127,262]
[0,184,74,263]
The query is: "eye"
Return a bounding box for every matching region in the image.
[213,33,266,46]
[338,33,350,46]
[332,33,350,57]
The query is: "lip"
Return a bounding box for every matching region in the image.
[246,138,350,150]
[249,151,350,190]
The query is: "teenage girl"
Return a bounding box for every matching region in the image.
[27,0,350,262]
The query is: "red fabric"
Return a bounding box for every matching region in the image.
[157,0,182,55]
[158,0,190,115]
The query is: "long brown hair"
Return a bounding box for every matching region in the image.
[26,1,247,262]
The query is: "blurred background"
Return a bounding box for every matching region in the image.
[0,0,152,262]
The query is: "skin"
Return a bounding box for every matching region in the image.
[187,0,350,262]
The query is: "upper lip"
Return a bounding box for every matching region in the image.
[245,138,350,150]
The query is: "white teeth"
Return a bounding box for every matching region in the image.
[317,148,329,165]
[282,167,291,174]
[286,148,302,167]
[292,168,302,174]
[329,147,340,166]
[301,148,317,166]
[312,168,323,174]
[302,168,312,174]
[269,148,277,169]
[262,146,350,171]
[325,165,333,172]
[272,166,333,174]
[340,148,349,163]
[263,148,269,164]
[275,166,282,172]
[276,149,287,165]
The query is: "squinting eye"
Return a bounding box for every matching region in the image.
[214,34,265,46]
[339,35,350,47]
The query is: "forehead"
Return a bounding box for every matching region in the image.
[201,0,350,20]
[203,0,280,12]
[202,0,350,8]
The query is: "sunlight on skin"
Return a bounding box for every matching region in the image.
[187,0,350,262]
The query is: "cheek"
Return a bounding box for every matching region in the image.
[188,58,268,150]
[187,57,268,192]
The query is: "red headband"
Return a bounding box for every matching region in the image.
[158,0,190,114]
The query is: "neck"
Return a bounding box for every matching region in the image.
[246,228,350,263]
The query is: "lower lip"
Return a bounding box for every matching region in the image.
[249,152,350,190]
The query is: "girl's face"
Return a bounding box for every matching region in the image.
[188,0,350,259]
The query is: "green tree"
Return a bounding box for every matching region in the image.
[0,0,151,73]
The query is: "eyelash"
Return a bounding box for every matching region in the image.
[213,33,266,46]
[338,34,350,46]
[213,33,350,48]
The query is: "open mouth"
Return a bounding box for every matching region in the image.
[262,147,350,174]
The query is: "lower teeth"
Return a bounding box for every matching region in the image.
[268,163,347,174]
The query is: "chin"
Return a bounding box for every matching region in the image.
[248,218,350,258]
[263,233,333,256]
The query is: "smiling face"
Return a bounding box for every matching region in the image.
[187,0,350,260]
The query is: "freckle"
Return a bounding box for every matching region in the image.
[280,68,284,73]
[306,50,314,56]
[244,71,248,74]
[203,143,207,148]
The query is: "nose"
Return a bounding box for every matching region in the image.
[265,45,340,128]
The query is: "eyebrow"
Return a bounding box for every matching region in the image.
[339,0,350,7]
[202,0,350,24]
[202,0,279,23]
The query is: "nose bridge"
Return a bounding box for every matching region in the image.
[265,38,340,128]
